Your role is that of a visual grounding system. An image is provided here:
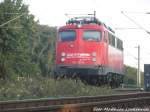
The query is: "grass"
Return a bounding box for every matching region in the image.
[0,76,114,101]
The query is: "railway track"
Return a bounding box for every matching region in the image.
[0,92,150,112]
[114,87,144,93]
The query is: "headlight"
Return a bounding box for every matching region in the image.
[61,58,65,62]
[61,52,66,57]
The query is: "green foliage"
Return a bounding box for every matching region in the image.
[124,65,144,87]
[30,25,56,76]
[124,65,137,85]
[0,0,57,80]
[0,0,41,79]
[0,77,113,101]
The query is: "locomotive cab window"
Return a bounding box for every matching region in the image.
[83,30,102,42]
[59,30,76,42]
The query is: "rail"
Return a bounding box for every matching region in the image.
[0,92,150,112]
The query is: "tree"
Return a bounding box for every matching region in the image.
[124,65,144,87]
[31,25,56,76]
[0,0,38,79]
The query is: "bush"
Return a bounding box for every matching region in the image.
[0,76,113,101]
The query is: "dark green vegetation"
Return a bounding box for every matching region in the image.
[0,77,113,101]
[124,65,144,87]
[0,0,143,101]
[0,0,56,79]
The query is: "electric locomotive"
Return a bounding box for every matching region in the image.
[54,15,124,87]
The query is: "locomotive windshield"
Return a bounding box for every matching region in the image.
[83,30,102,41]
[59,30,76,41]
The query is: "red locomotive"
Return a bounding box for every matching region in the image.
[54,14,124,87]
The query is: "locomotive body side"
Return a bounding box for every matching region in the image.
[107,31,124,75]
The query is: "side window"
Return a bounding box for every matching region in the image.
[115,38,117,48]
[117,38,123,50]
[108,33,112,45]
[108,32,116,47]
[112,35,115,47]
[120,40,123,50]
[104,31,107,43]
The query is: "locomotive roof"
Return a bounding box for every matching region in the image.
[66,16,115,34]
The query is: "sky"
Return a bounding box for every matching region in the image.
[25,0,150,71]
